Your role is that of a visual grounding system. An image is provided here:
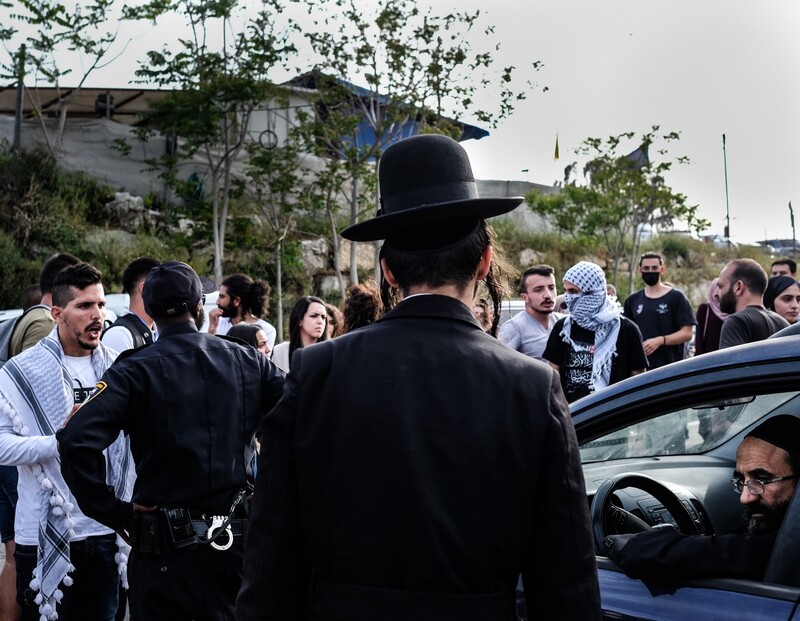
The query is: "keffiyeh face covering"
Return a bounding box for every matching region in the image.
[560,261,621,390]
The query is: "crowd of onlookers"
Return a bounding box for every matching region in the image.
[495,254,798,403]
[193,251,799,410]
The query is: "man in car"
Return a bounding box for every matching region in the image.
[605,414,800,581]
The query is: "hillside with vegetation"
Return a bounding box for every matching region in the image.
[0,144,773,320]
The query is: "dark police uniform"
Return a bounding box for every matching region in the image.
[58,321,284,621]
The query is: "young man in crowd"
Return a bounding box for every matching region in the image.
[498,265,564,361]
[544,261,647,403]
[623,252,694,369]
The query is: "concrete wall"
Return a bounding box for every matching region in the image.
[477,179,558,234]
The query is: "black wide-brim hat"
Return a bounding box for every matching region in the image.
[341,134,522,245]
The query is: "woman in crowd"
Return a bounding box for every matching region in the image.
[695,278,727,355]
[764,275,800,325]
[471,297,494,333]
[271,296,328,373]
[343,282,383,333]
[325,303,344,339]
[226,323,271,357]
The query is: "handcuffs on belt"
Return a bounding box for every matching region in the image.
[202,489,246,551]
[206,516,234,551]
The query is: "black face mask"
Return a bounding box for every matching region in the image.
[642,272,660,287]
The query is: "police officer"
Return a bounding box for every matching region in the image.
[58,261,285,621]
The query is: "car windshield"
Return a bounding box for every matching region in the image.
[580,391,800,462]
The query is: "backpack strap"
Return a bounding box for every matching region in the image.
[107,313,153,349]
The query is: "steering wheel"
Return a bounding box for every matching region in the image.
[590,472,703,553]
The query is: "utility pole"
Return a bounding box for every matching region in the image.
[722,134,731,245]
[13,44,26,150]
[791,201,796,256]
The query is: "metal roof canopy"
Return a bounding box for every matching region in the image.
[0,85,173,126]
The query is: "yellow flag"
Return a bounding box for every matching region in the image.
[554,133,560,160]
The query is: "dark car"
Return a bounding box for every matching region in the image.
[571,335,800,620]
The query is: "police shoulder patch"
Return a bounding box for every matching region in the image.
[83,380,108,406]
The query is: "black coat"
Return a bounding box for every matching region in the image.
[237,295,600,621]
[606,526,777,581]
[58,322,285,528]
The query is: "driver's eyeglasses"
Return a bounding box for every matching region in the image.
[730,474,798,495]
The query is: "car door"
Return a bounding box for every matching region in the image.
[571,337,800,620]
[597,562,800,620]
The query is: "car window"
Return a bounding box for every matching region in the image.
[580,391,800,462]
[498,300,524,326]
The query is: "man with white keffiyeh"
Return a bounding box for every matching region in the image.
[0,263,132,621]
[543,261,648,403]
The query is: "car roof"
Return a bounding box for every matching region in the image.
[572,335,800,418]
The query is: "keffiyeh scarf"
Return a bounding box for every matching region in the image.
[561,261,621,391]
[0,328,132,620]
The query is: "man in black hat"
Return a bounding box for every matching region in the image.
[236,134,601,620]
[605,414,800,581]
[57,261,285,621]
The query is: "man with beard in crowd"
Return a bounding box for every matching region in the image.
[605,415,800,581]
[716,258,788,349]
[208,274,277,350]
[0,263,130,620]
[498,265,564,361]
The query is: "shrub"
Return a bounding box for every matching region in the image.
[0,230,40,308]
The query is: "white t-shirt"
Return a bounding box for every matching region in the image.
[64,354,99,404]
[270,341,290,374]
[498,311,565,362]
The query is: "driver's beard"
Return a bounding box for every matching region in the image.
[744,498,790,536]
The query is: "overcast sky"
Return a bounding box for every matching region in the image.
[456,0,800,245]
[7,0,799,245]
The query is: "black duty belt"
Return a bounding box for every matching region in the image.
[131,511,247,556]
[191,517,247,550]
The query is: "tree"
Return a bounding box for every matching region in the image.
[527,126,709,289]
[298,0,539,284]
[243,109,309,338]
[124,0,296,282]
